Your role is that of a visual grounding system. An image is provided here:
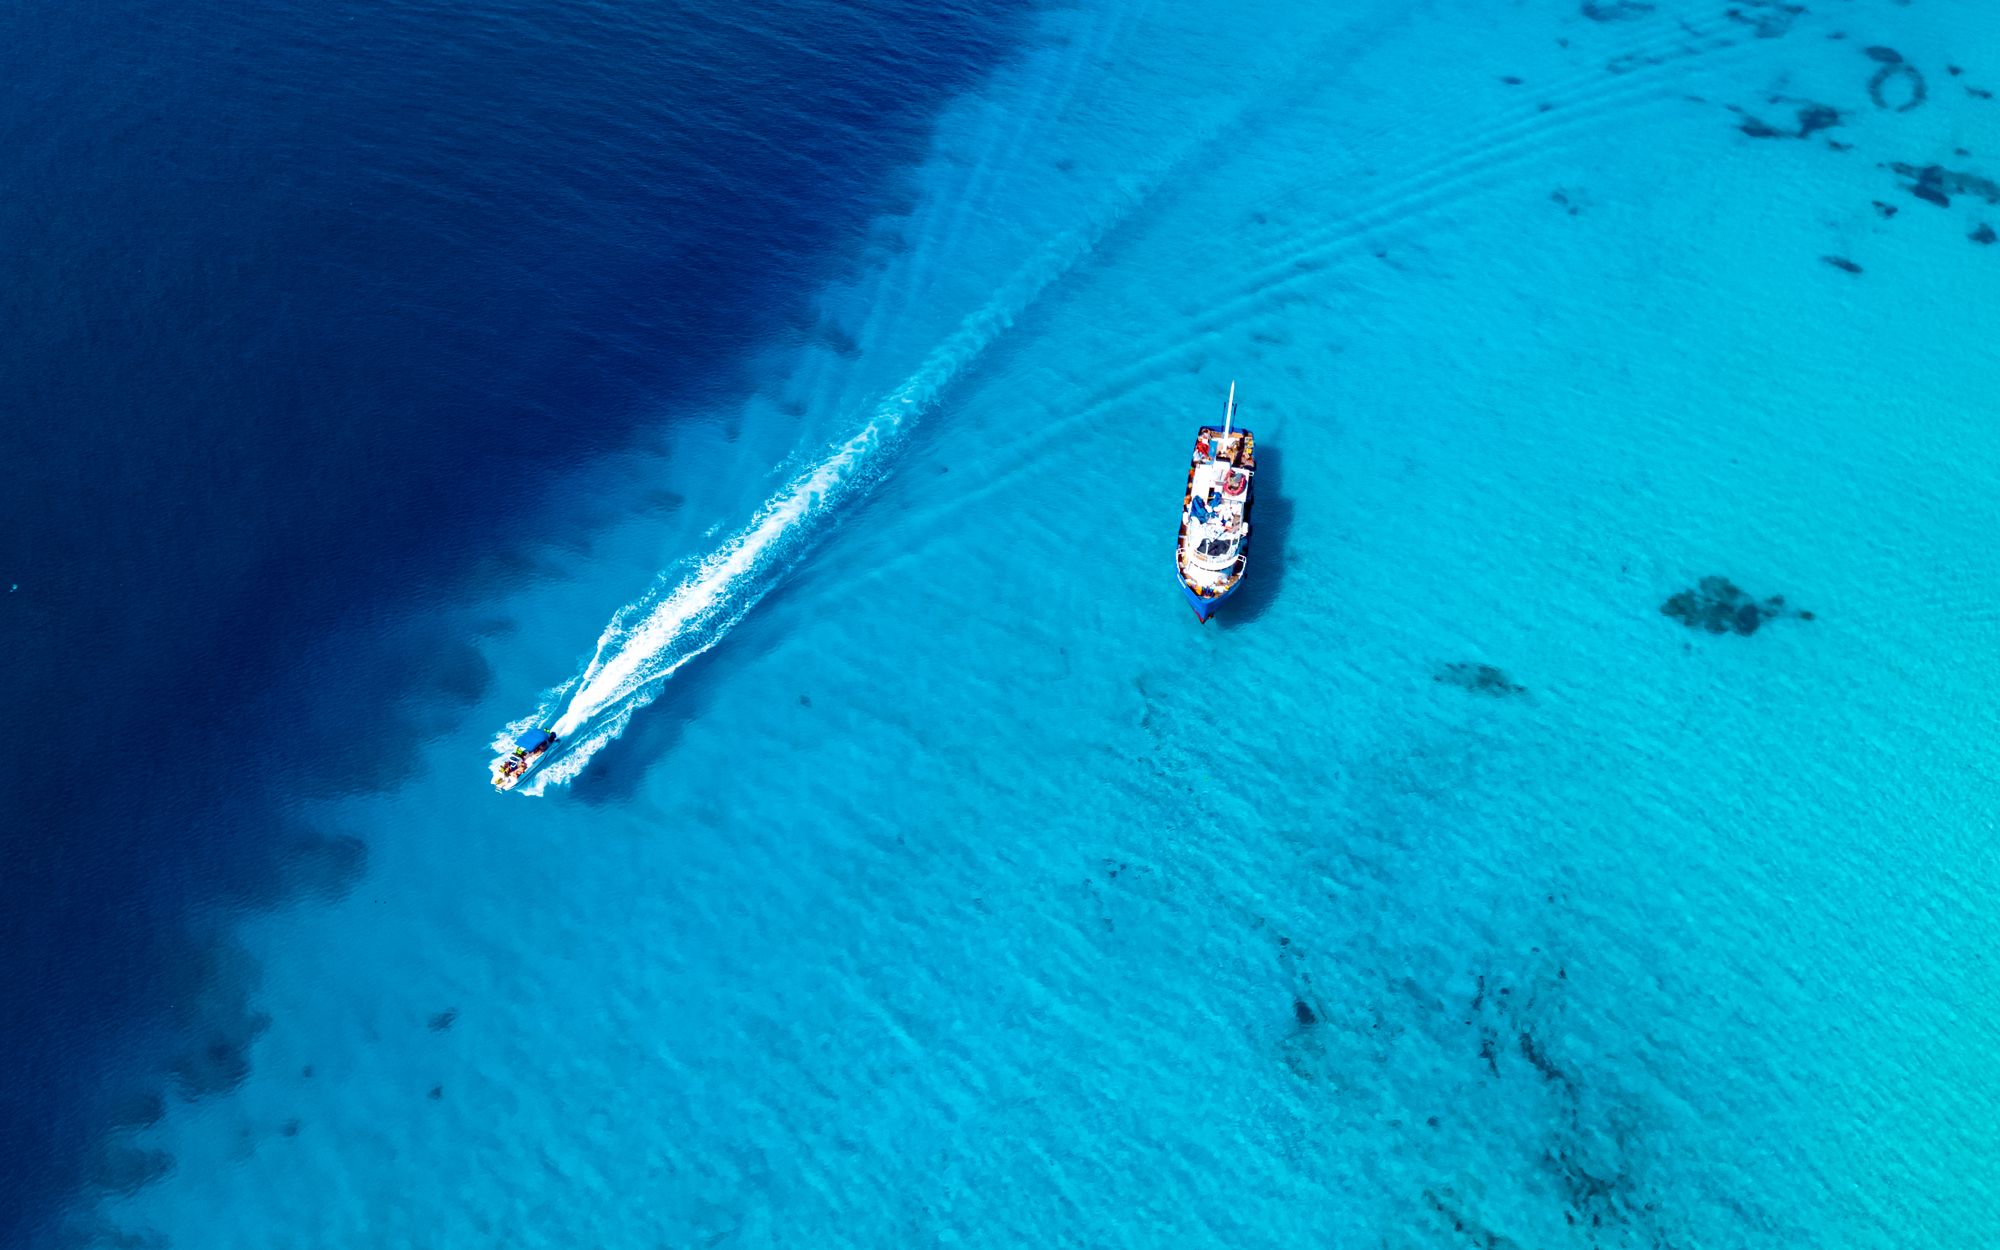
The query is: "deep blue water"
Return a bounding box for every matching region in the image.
[13,0,2000,1244]
[0,0,1027,1241]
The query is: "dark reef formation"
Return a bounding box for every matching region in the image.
[1451,945,1693,1245]
[1434,662,1529,698]
[170,1020,270,1099]
[1580,0,1654,20]
[1889,162,2000,209]
[1795,102,1842,137]
[1822,255,1863,274]
[1863,47,1928,113]
[91,1145,174,1195]
[1725,1,1805,39]
[104,1090,166,1130]
[428,1008,457,1032]
[1974,224,1998,244]
[1733,100,1842,140]
[1660,576,1812,636]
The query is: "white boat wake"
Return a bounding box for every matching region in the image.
[495,218,1109,795]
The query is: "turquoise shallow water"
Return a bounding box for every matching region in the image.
[78,0,2000,1245]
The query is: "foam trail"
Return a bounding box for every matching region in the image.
[499,209,1121,794]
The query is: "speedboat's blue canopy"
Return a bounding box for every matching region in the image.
[516,730,553,750]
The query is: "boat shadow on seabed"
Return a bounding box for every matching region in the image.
[1216,441,1289,628]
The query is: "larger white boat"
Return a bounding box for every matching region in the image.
[1175,382,1255,622]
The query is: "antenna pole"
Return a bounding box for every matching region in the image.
[1223,381,1235,437]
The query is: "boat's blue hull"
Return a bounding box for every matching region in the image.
[1180,575,1240,622]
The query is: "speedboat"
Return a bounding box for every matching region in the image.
[1175,382,1255,622]
[491,729,557,792]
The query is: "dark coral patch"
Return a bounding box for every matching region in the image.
[1434,662,1529,698]
[1661,576,1808,636]
[104,1090,166,1130]
[1868,61,1927,112]
[1732,101,1843,140]
[1863,45,1903,64]
[1580,0,1654,20]
[1724,2,1805,39]
[1973,224,1998,244]
[1872,200,1899,218]
[1822,255,1863,274]
[428,1085,444,1100]
[1294,999,1317,1026]
[1478,1032,1501,1076]
[1889,162,2000,207]
[170,1010,272,1100]
[1519,1031,1573,1086]
[92,1145,174,1195]
[428,1008,457,1032]
[1796,103,1842,136]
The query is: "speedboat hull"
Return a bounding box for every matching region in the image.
[491,729,557,792]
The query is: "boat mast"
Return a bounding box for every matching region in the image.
[1222,381,1236,437]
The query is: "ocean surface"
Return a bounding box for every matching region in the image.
[5,0,1998,1245]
